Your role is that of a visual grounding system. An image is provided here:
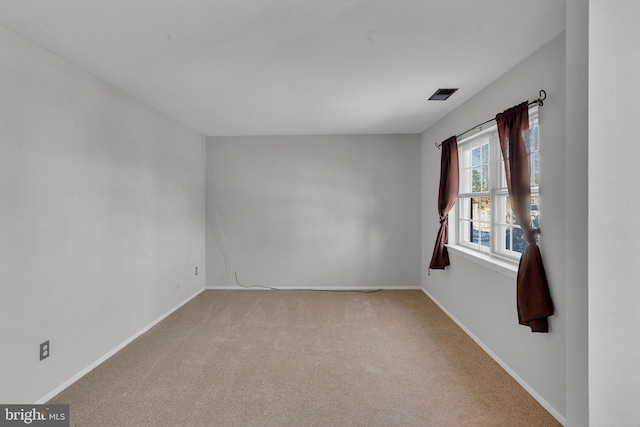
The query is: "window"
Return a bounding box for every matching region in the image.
[454,108,539,262]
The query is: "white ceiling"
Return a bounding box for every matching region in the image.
[0,1,565,136]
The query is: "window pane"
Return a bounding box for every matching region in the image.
[481,230,490,248]
[505,196,514,224]
[531,195,540,229]
[472,147,481,166]
[471,197,490,222]
[472,167,481,192]
[509,227,527,253]
[532,152,539,185]
[481,164,489,191]
[499,194,540,255]
[471,197,491,249]
[471,222,480,245]
[481,144,489,164]
[503,196,540,228]
[503,225,513,251]
[470,222,491,248]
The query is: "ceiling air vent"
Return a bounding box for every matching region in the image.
[428,88,458,101]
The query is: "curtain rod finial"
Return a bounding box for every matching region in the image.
[538,89,547,106]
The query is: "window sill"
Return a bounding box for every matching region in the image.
[445,245,518,279]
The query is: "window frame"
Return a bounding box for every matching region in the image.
[451,106,539,265]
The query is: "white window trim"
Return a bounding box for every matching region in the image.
[446,244,518,279]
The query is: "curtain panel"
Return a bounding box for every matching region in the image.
[496,102,554,332]
[429,136,459,270]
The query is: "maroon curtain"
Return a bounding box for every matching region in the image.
[496,102,554,332]
[429,136,459,270]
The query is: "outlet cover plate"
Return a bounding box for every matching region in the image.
[40,340,50,361]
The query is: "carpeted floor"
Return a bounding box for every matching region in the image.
[49,290,560,426]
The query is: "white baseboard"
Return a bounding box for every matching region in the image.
[420,287,566,426]
[36,288,205,404]
[205,285,422,291]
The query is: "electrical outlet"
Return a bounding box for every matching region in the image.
[40,340,50,361]
[195,266,198,276]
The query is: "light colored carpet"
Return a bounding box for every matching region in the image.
[50,290,560,426]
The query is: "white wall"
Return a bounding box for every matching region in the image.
[0,26,205,403]
[589,1,640,425]
[206,134,421,289]
[421,34,567,422]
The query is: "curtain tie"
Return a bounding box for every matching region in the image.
[525,228,541,243]
[439,214,448,225]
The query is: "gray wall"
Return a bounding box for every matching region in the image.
[0,26,206,403]
[205,134,421,289]
[589,1,640,425]
[421,34,567,423]
[565,0,589,424]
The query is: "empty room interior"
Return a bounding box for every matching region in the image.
[1,1,639,426]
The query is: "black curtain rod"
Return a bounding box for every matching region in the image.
[435,90,546,149]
